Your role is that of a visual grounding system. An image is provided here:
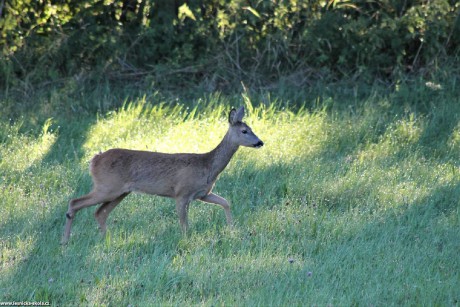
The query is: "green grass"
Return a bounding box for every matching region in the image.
[1,85,459,306]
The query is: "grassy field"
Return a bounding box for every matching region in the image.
[1,83,459,306]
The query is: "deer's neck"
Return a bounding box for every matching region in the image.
[207,131,239,183]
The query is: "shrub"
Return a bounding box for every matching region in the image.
[1,0,459,91]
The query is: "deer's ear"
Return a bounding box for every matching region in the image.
[229,106,245,125]
[235,106,245,121]
[228,108,237,125]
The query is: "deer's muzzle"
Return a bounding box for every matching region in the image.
[253,141,264,148]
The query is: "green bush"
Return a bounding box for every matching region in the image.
[1,0,459,91]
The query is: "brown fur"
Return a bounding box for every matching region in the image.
[61,106,263,244]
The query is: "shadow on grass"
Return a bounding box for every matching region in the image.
[3,166,458,304]
[2,99,460,304]
[313,182,460,305]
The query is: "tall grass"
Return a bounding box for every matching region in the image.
[0,85,459,305]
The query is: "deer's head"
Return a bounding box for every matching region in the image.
[228,106,264,148]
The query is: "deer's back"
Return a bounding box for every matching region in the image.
[90,148,212,198]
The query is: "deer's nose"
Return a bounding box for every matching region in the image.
[253,141,264,148]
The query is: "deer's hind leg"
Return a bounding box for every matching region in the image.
[175,197,192,234]
[95,192,130,234]
[62,189,124,244]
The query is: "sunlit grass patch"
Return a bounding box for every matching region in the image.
[82,100,228,161]
[245,108,328,165]
[0,119,56,172]
[0,119,71,246]
[1,89,459,305]
[80,98,330,181]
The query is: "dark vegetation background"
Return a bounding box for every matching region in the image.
[1,3,460,305]
[1,0,459,116]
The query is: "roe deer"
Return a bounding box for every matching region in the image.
[62,106,263,244]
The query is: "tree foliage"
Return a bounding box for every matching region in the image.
[1,0,459,91]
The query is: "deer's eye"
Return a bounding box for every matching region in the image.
[242,130,248,134]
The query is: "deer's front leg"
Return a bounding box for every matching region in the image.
[200,193,233,226]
